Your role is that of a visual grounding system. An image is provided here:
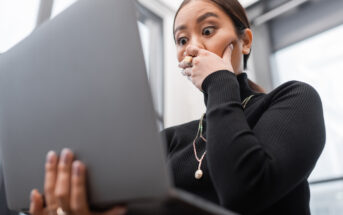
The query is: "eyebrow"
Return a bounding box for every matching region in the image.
[174,12,219,36]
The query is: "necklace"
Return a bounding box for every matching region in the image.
[193,114,207,179]
[192,95,255,180]
[242,95,254,109]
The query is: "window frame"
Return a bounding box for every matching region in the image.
[135,1,165,128]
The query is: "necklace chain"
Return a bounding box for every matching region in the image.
[193,114,206,161]
[242,95,254,109]
[192,95,254,180]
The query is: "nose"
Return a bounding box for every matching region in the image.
[185,36,204,56]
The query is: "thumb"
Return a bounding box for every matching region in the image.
[29,189,44,215]
[222,43,234,63]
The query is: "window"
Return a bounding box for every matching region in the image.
[51,0,78,19]
[135,2,164,128]
[272,24,343,214]
[0,0,40,53]
[239,0,260,8]
[310,180,343,214]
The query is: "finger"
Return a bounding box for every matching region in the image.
[55,148,74,212]
[222,43,234,64]
[44,151,58,209]
[185,45,199,57]
[184,67,192,77]
[178,61,191,69]
[180,68,186,76]
[70,161,90,215]
[178,56,193,69]
[29,189,44,215]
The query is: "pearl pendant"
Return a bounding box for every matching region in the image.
[195,169,203,179]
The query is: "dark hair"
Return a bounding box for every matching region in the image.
[173,0,251,69]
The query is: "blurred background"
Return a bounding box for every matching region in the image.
[0,0,342,214]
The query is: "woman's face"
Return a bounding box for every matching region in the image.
[174,0,252,74]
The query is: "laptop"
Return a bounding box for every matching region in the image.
[0,0,237,214]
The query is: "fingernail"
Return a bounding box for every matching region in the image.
[30,189,35,201]
[229,43,234,50]
[46,151,55,164]
[73,161,82,176]
[61,148,71,164]
[183,56,193,64]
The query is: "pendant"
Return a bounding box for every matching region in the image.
[195,169,203,179]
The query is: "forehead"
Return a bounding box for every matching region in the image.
[174,0,228,27]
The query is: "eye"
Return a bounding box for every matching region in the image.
[177,37,188,46]
[202,26,216,36]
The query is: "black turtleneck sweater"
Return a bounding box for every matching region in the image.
[162,70,325,215]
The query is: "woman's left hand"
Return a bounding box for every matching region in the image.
[29,149,127,215]
[179,44,234,90]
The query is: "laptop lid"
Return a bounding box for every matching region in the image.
[0,0,170,211]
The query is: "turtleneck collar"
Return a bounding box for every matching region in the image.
[203,72,259,107]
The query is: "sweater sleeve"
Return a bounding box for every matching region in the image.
[201,70,325,214]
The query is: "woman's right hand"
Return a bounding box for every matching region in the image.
[178,44,234,90]
[29,149,127,215]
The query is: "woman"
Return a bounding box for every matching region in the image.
[29,0,326,214]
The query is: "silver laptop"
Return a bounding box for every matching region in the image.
[0,0,237,214]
